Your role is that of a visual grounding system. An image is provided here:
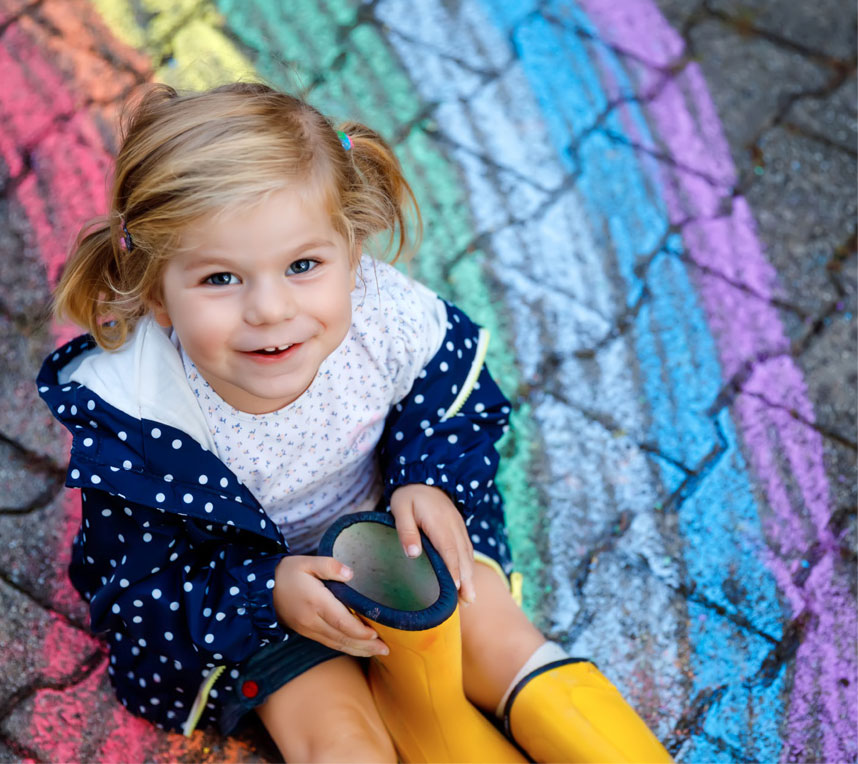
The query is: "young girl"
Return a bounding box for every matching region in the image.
[38,82,670,763]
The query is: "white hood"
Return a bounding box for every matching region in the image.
[58,315,217,453]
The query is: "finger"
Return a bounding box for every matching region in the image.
[307,555,354,583]
[311,617,389,657]
[390,496,422,558]
[457,534,476,605]
[317,603,389,655]
[320,596,381,642]
[434,531,462,591]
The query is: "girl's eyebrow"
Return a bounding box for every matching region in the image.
[182,239,336,270]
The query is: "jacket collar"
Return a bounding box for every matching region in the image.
[37,329,286,547]
[55,315,216,453]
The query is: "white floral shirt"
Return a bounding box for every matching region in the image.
[180,257,447,553]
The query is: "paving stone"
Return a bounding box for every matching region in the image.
[17,2,146,106]
[786,74,858,156]
[0,740,20,762]
[0,577,99,708]
[707,0,857,62]
[564,546,688,742]
[678,409,787,640]
[685,599,787,762]
[834,252,857,305]
[798,314,857,442]
[0,196,52,322]
[738,357,857,558]
[0,0,37,27]
[0,491,87,622]
[0,314,68,467]
[831,507,856,603]
[2,660,277,763]
[686,18,831,177]
[745,126,857,317]
[377,0,511,103]
[652,0,708,31]
[821,437,858,516]
[0,436,61,512]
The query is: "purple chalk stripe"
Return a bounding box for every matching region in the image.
[579,1,857,760]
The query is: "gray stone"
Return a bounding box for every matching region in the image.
[687,18,831,177]
[787,74,858,156]
[0,742,18,762]
[0,314,68,467]
[1,662,116,764]
[567,547,687,741]
[799,314,857,441]
[707,0,857,62]
[0,198,53,323]
[835,252,857,304]
[1,657,277,762]
[0,491,88,623]
[0,437,62,512]
[822,437,858,517]
[0,577,98,708]
[653,0,709,31]
[745,126,857,317]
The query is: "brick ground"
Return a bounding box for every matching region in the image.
[0,0,854,761]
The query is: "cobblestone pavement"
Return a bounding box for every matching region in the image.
[0,1,855,762]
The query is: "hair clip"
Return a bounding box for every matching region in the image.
[118,217,134,253]
[337,130,352,151]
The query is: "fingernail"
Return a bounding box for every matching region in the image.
[454,579,461,589]
[378,646,389,656]
[406,545,421,558]
[341,566,353,579]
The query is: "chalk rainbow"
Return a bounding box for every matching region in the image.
[2,0,853,760]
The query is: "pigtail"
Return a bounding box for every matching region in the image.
[337,121,422,263]
[52,217,144,350]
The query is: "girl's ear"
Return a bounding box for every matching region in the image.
[147,291,173,328]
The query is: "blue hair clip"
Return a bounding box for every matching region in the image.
[337,130,352,151]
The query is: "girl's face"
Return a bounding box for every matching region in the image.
[151,185,357,414]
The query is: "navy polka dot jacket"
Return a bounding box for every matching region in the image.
[36,302,515,734]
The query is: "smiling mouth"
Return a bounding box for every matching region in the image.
[249,344,295,356]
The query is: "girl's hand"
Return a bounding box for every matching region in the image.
[272,555,389,657]
[390,484,476,605]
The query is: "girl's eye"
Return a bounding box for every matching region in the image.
[205,272,239,286]
[288,259,318,275]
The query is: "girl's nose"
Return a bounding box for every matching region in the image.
[243,280,298,325]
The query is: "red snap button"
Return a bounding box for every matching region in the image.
[241,680,259,698]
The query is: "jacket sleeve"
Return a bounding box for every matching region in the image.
[70,487,289,665]
[377,302,512,519]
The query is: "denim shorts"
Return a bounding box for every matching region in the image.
[219,633,345,734]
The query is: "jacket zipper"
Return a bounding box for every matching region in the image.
[440,328,490,422]
[183,665,226,736]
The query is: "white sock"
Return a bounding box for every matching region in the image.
[495,641,569,718]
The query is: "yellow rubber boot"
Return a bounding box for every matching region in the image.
[504,659,673,763]
[319,511,526,764]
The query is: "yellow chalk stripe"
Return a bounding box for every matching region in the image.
[91,0,255,89]
[156,17,256,89]
[90,0,146,50]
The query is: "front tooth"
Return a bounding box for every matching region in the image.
[263,347,277,352]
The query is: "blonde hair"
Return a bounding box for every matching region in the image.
[53,82,422,349]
